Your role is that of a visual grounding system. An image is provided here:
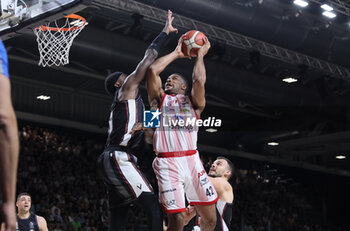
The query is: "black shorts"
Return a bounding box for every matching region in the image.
[97,149,153,208]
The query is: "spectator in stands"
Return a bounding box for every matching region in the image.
[16,124,348,231]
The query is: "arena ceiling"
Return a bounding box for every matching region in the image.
[3,0,350,176]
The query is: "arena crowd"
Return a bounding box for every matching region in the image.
[17,124,348,231]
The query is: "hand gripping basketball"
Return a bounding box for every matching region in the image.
[181,30,207,57]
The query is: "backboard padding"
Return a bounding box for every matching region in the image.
[0,0,91,40]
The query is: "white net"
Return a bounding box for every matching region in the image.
[33,14,87,67]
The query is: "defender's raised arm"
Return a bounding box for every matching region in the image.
[118,10,177,101]
[147,35,188,106]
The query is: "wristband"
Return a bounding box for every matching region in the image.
[148,32,169,53]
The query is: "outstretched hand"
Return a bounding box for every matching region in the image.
[163,10,178,35]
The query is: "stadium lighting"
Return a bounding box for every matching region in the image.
[321,4,333,11]
[293,0,309,7]
[335,155,346,159]
[36,95,51,100]
[267,142,279,146]
[205,128,218,133]
[322,11,336,18]
[282,77,298,83]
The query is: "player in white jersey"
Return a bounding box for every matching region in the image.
[147,35,218,231]
[97,10,178,231]
[185,157,234,231]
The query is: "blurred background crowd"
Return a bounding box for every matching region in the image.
[17,124,350,231]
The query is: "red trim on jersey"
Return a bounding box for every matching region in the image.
[189,196,219,206]
[124,102,129,135]
[112,152,136,198]
[222,203,227,220]
[136,100,138,124]
[189,96,200,120]
[157,150,197,158]
[126,153,153,192]
[119,102,129,144]
[195,212,200,226]
[127,100,138,146]
[221,203,227,231]
[159,93,167,109]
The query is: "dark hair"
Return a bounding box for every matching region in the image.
[217,156,235,179]
[105,72,123,96]
[173,73,189,95]
[17,192,31,201]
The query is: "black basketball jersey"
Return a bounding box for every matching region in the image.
[105,91,144,150]
[215,199,233,231]
[16,213,39,231]
[195,199,233,231]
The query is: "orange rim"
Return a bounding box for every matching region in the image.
[35,14,87,32]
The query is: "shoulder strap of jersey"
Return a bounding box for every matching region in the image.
[159,93,167,109]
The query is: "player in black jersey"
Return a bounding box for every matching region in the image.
[97,10,178,231]
[185,157,234,231]
[15,193,48,231]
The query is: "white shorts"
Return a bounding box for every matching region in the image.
[153,151,218,214]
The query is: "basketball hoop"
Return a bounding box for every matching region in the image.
[33,14,87,67]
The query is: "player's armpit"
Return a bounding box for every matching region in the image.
[149,98,161,111]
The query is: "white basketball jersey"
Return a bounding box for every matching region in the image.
[154,94,198,153]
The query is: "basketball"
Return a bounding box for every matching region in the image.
[4,4,349,231]
[181,30,207,57]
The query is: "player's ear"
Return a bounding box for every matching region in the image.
[225,170,231,179]
[181,83,187,91]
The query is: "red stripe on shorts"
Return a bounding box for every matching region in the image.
[112,152,136,198]
[189,196,219,206]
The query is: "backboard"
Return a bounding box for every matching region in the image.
[0,0,91,40]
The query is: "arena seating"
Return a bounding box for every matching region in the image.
[17,124,349,231]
